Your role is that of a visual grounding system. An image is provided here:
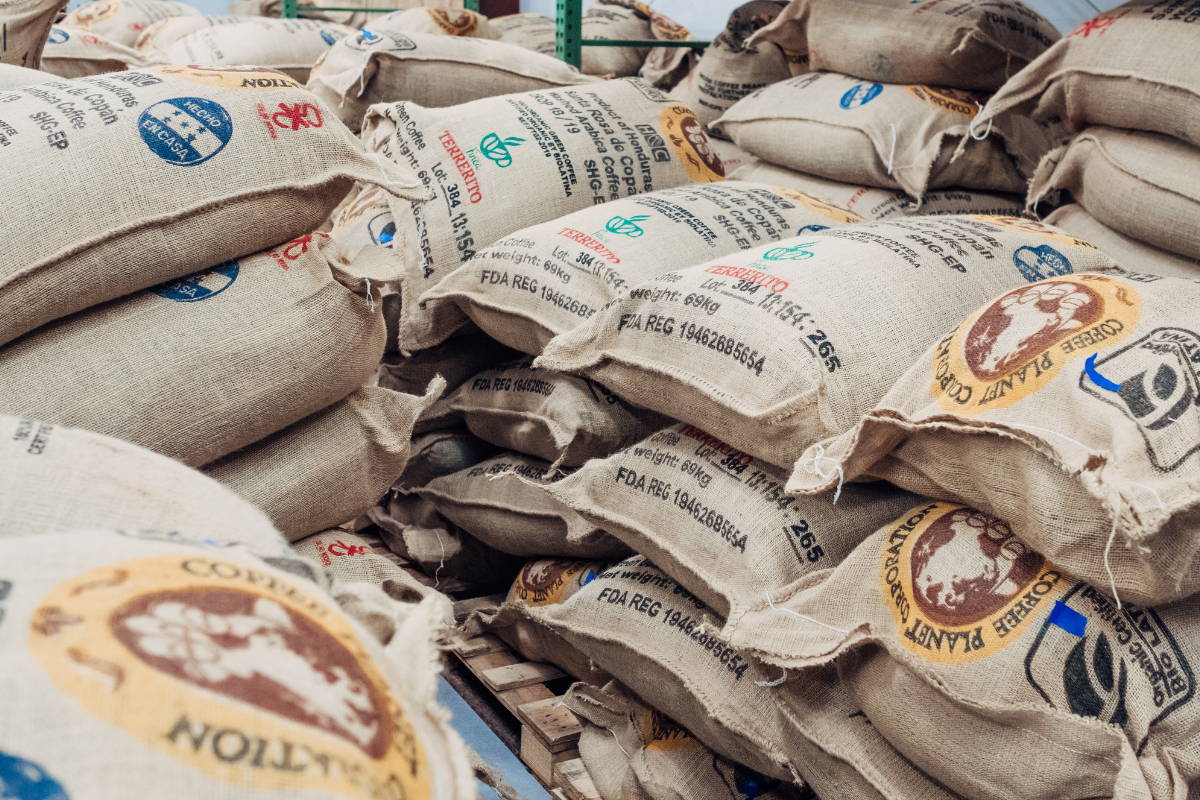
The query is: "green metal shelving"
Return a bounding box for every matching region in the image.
[282,0,706,70]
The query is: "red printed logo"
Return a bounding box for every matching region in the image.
[267,232,328,270]
[256,102,324,139]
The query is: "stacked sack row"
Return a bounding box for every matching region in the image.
[0,0,1198,798]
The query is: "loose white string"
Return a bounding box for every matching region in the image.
[885,123,897,175]
[365,278,376,313]
[755,669,787,687]
[764,592,849,634]
[969,102,993,141]
[808,442,844,503]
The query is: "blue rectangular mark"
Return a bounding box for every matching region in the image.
[1049,600,1088,637]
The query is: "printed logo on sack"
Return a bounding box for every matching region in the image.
[347,28,416,51]
[149,260,239,302]
[27,556,433,797]
[46,27,70,44]
[479,132,525,167]
[1013,244,1073,281]
[428,8,478,35]
[1024,582,1195,753]
[369,213,396,247]
[906,85,986,117]
[152,65,303,91]
[1079,327,1200,471]
[772,188,864,225]
[973,215,1101,254]
[879,502,1067,664]
[761,242,816,261]
[138,97,232,166]
[660,106,725,182]
[605,214,650,238]
[0,750,69,800]
[641,709,696,752]
[839,81,883,109]
[319,27,342,45]
[932,274,1141,414]
[508,559,599,607]
[67,0,121,26]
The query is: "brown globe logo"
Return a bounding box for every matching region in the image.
[910,509,1042,626]
[678,115,725,178]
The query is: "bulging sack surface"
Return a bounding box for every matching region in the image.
[568,680,814,800]
[752,0,1059,91]
[714,71,1051,199]
[408,452,628,558]
[537,215,1120,468]
[362,78,724,350]
[0,415,284,550]
[160,18,355,83]
[207,383,441,541]
[0,61,49,87]
[39,25,146,78]
[64,0,202,46]
[725,500,1200,800]
[0,234,385,468]
[444,359,664,465]
[670,0,791,132]
[0,66,419,349]
[1045,204,1200,280]
[975,2,1200,152]
[513,554,957,799]
[375,7,493,38]
[379,333,521,402]
[422,180,865,354]
[133,13,244,55]
[789,271,1200,606]
[1,0,68,68]
[308,28,595,133]
[547,422,919,618]
[490,12,556,56]
[729,159,1025,218]
[1029,126,1200,261]
[0,528,474,799]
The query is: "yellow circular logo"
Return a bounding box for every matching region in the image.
[28,555,432,798]
[67,0,123,28]
[933,273,1141,413]
[771,188,864,225]
[880,502,1066,664]
[660,105,725,183]
[641,709,697,752]
[428,8,478,35]
[507,560,601,607]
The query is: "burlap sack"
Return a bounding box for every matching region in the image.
[371,491,523,593]
[308,29,595,133]
[709,137,752,172]
[409,452,627,557]
[39,25,146,78]
[64,0,201,46]
[714,71,1052,199]
[0,414,283,550]
[1045,204,1200,280]
[1029,126,1200,261]
[537,215,1120,468]
[206,383,441,541]
[230,0,455,29]
[379,333,520,402]
[362,78,724,350]
[725,499,1200,800]
[160,19,355,83]
[568,680,814,800]
[490,12,555,56]
[375,7,493,38]
[789,271,1200,606]
[670,0,791,131]
[444,359,664,465]
[508,554,957,798]
[0,66,419,349]
[133,13,244,55]
[0,234,386,468]
[422,181,864,354]
[0,61,47,86]
[0,528,474,798]
[975,2,1200,153]
[0,0,66,67]
[580,0,659,77]
[751,0,1059,91]
[546,421,919,618]
[328,183,398,271]
[729,159,1025,219]
[397,427,501,487]
[293,526,436,602]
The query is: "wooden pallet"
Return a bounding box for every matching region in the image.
[449,597,600,799]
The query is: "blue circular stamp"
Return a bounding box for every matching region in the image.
[319,27,342,45]
[797,224,830,235]
[369,213,395,247]
[150,260,239,302]
[0,750,69,800]
[1013,244,1072,281]
[137,97,233,167]
[839,82,883,109]
[46,27,69,44]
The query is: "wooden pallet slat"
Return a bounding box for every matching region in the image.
[481,661,565,692]
[554,758,601,800]
[517,696,581,751]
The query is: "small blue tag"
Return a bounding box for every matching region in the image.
[1049,600,1088,637]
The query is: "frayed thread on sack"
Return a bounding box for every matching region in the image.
[764,592,849,634]
[807,442,844,503]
